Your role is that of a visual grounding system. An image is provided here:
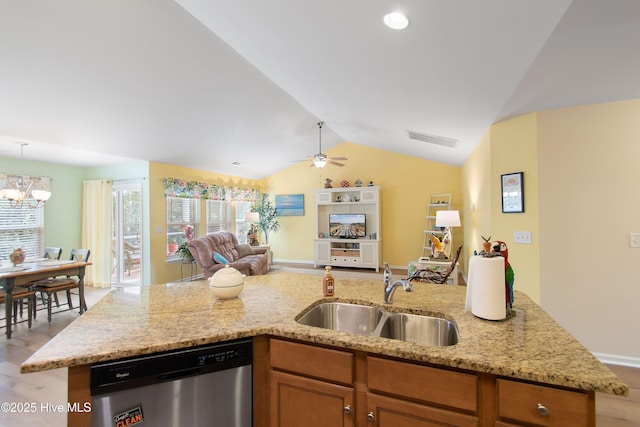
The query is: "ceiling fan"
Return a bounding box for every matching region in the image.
[298,121,348,168]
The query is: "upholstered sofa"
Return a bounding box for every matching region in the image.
[187,232,269,278]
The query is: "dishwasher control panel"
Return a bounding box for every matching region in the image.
[91,338,252,396]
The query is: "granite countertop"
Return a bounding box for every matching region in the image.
[21,270,628,396]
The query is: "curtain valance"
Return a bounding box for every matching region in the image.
[0,173,51,191]
[162,177,259,202]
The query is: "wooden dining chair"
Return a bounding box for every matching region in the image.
[43,246,63,260]
[32,248,91,322]
[0,285,35,331]
[13,246,65,321]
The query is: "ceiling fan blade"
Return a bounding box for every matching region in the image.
[328,160,345,167]
[328,156,348,161]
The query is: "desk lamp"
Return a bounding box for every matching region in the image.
[435,210,461,258]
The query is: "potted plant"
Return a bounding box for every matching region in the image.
[177,242,193,261]
[167,237,178,255]
[253,193,280,244]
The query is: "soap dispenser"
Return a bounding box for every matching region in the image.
[323,266,335,297]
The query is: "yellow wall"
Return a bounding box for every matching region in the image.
[148,162,264,284]
[461,129,493,274]
[490,113,540,302]
[462,113,541,302]
[265,142,462,268]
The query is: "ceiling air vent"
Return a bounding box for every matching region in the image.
[407,130,458,148]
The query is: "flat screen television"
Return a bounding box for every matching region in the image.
[329,213,366,238]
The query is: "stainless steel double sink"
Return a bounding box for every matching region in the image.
[296,302,458,346]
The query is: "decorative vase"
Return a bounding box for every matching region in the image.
[209,265,245,299]
[9,248,26,266]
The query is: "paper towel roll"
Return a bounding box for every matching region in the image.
[466,256,506,320]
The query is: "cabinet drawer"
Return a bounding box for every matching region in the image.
[331,256,360,264]
[367,356,477,412]
[330,249,359,257]
[270,339,353,385]
[497,379,590,426]
[367,393,478,427]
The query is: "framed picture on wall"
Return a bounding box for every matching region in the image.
[275,194,304,216]
[501,172,524,213]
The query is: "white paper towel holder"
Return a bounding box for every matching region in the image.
[465,255,507,321]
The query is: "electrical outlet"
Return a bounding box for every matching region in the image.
[630,233,640,248]
[514,231,532,244]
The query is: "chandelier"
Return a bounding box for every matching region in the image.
[0,142,51,208]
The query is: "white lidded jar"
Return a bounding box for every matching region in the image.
[209,264,245,299]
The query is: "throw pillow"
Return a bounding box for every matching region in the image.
[213,251,229,264]
[236,243,255,258]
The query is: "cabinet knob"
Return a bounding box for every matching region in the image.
[367,411,376,422]
[343,405,351,415]
[537,403,550,416]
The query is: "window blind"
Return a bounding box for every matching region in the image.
[0,199,44,260]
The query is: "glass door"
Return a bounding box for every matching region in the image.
[111,182,143,286]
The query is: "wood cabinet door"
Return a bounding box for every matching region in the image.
[271,370,354,427]
[367,393,478,427]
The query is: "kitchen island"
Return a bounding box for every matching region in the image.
[21,270,628,426]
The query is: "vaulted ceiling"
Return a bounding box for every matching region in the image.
[1,0,639,179]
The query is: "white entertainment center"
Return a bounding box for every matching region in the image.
[314,186,381,272]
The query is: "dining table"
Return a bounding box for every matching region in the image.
[0,259,91,339]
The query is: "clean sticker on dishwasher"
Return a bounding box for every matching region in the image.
[113,406,143,427]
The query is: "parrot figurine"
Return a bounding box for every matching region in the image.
[492,240,514,314]
[431,234,444,256]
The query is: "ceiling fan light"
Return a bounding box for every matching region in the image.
[384,12,409,30]
[313,158,327,168]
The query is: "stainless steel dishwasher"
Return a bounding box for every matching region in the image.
[90,338,252,427]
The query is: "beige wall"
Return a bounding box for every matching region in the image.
[265,142,463,269]
[463,100,640,362]
[538,99,640,361]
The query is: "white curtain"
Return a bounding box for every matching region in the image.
[82,180,113,288]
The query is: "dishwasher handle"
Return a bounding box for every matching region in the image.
[157,367,201,382]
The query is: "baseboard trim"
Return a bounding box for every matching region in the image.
[592,352,640,368]
[273,259,407,271]
[273,258,314,265]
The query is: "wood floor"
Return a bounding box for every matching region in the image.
[1,283,639,426]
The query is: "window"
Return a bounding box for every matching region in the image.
[206,200,231,235]
[0,200,44,259]
[235,201,253,244]
[166,197,199,259]
[206,200,253,244]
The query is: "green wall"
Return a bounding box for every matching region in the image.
[0,157,85,257]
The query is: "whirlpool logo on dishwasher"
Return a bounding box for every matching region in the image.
[113,406,143,427]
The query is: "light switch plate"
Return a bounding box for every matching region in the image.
[630,233,640,248]
[514,231,532,244]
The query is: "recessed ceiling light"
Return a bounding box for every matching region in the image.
[383,12,409,30]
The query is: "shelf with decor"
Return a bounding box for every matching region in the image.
[314,186,380,271]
